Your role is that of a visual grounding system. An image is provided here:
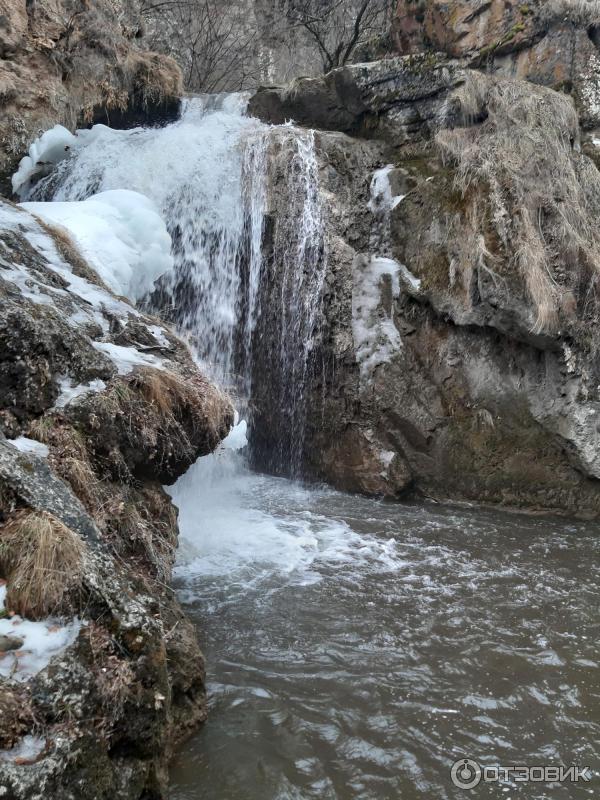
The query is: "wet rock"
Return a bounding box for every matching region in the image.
[0,634,24,652]
[0,199,232,797]
[262,61,600,515]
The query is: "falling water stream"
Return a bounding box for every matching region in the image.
[28,97,600,798]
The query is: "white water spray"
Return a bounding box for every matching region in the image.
[22,97,327,471]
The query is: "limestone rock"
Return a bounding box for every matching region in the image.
[255,55,600,516]
[392,0,600,128]
[0,198,233,797]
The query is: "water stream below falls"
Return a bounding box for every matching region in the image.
[168,453,600,799]
[20,94,600,798]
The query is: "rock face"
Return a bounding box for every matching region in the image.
[0,200,233,797]
[0,0,182,196]
[250,44,600,516]
[392,0,600,128]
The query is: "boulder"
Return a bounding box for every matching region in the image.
[0,198,233,797]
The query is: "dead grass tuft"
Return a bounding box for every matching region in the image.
[540,0,600,26]
[0,511,86,619]
[27,416,56,445]
[436,73,600,333]
[35,218,112,291]
[125,51,182,109]
[115,489,177,583]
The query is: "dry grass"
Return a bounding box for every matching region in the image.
[72,366,232,484]
[35,218,112,291]
[125,51,182,109]
[0,511,86,619]
[436,72,600,333]
[34,423,107,521]
[28,416,56,445]
[130,367,231,448]
[541,0,600,26]
[115,491,177,583]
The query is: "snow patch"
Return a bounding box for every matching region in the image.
[0,586,81,683]
[0,735,46,764]
[92,341,164,375]
[397,262,422,292]
[221,418,248,452]
[22,189,173,302]
[8,437,49,458]
[368,165,405,214]
[147,324,170,347]
[378,448,396,478]
[0,200,143,326]
[55,377,107,408]
[352,257,402,382]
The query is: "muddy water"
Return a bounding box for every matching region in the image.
[168,459,599,799]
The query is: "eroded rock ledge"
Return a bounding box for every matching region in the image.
[0,200,233,798]
[250,41,600,517]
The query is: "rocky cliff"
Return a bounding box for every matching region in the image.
[392,0,600,128]
[0,0,182,196]
[0,200,233,797]
[249,4,600,517]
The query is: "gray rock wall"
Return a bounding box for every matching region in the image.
[251,53,600,517]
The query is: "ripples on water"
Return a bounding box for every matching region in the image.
[168,453,600,799]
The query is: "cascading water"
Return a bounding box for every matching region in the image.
[23,96,326,466]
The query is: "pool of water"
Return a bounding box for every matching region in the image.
[168,453,600,799]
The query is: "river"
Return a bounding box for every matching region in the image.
[168,450,600,799]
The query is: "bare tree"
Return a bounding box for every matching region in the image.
[140,0,261,93]
[283,0,392,73]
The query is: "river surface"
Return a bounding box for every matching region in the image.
[168,453,600,800]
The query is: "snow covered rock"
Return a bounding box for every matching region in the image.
[22,190,174,301]
[0,196,233,798]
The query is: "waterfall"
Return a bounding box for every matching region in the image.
[253,128,326,476]
[22,95,327,476]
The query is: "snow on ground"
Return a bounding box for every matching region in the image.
[0,735,46,765]
[92,341,164,375]
[54,377,107,409]
[8,437,49,458]
[352,256,403,382]
[0,585,81,683]
[0,202,141,323]
[220,416,248,452]
[147,324,170,347]
[22,190,173,301]
[1,202,170,382]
